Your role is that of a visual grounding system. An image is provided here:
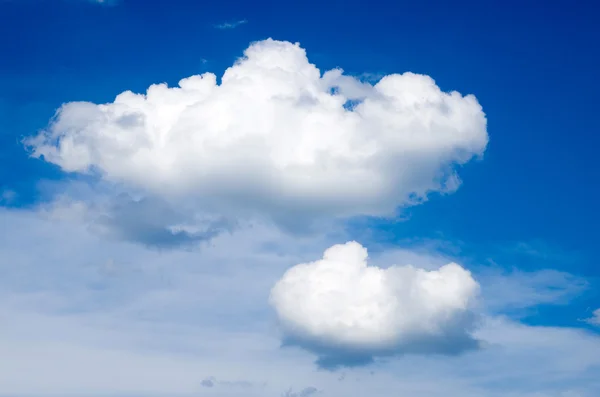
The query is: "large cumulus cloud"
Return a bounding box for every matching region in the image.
[28,39,488,228]
[269,241,480,369]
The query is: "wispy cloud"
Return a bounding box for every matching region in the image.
[0,189,17,205]
[584,308,600,326]
[214,19,247,29]
[282,386,320,397]
[479,267,589,313]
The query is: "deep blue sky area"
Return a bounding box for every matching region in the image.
[1,0,598,273]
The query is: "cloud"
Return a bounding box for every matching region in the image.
[269,241,480,368]
[89,194,233,249]
[480,268,588,313]
[1,207,600,396]
[584,309,600,326]
[27,39,488,231]
[214,19,247,29]
[200,376,263,390]
[82,0,119,5]
[283,386,320,397]
[0,189,17,205]
[34,188,234,249]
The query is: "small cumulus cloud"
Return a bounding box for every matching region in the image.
[214,19,247,29]
[269,241,480,369]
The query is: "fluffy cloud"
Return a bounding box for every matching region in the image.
[28,39,488,228]
[269,241,480,368]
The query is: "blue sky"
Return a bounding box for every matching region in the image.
[1,0,599,396]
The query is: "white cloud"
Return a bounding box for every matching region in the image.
[269,241,480,367]
[1,207,599,396]
[214,19,248,29]
[27,39,488,229]
[585,309,600,326]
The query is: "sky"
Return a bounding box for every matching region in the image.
[1,0,599,396]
